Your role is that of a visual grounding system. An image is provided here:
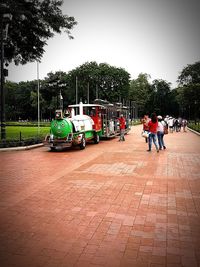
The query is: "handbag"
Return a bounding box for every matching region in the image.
[164,127,168,134]
[142,131,149,138]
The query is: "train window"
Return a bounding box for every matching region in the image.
[90,110,94,116]
[83,107,87,115]
[91,107,96,116]
[73,107,79,115]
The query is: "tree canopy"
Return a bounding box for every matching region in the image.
[4,61,200,121]
[67,62,130,104]
[129,74,179,117]
[1,0,77,65]
[5,62,130,120]
[129,73,151,116]
[178,61,200,85]
[150,79,171,115]
[176,61,200,119]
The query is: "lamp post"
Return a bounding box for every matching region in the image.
[49,75,65,110]
[75,76,78,104]
[37,61,40,135]
[0,15,5,140]
[87,82,89,104]
[194,100,197,124]
[58,80,65,110]
[96,84,98,99]
[0,12,12,140]
[59,89,63,110]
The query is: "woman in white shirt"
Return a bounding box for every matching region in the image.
[157,116,166,150]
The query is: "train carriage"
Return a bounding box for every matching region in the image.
[93,99,131,137]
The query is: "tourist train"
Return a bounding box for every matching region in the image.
[44,99,131,151]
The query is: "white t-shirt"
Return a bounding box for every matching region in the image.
[168,118,174,127]
[157,121,164,132]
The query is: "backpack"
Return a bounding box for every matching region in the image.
[162,120,168,134]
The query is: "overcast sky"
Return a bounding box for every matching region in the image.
[8,0,200,88]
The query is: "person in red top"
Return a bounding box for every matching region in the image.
[141,114,150,143]
[147,112,159,152]
[118,114,126,141]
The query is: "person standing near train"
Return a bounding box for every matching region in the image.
[118,114,126,141]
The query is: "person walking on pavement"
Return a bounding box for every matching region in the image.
[147,112,159,152]
[157,115,166,150]
[182,119,188,132]
[141,114,150,143]
[118,114,126,141]
[168,117,174,133]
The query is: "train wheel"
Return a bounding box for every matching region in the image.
[94,133,100,144]
[80,135,86,150]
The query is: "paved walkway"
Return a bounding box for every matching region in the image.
[0,125,200,267]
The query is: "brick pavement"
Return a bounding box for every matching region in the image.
[0,125,200,267]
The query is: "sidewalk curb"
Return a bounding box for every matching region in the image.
[187,127,200,136]
[0,143,44,152]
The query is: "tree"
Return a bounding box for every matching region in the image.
[178,61,200,85]
[168,88,180,117]
[5,80,36,120]
[2,0,77,64]
[129,75,175,117]
[68,61,100,103]
[175,85,200,119]
[98,63,130,102]
[30,90,45,120]
[129,73,151,116]
[41,71,72,118]
[67,61,130,104]
[4,81,19,121]
[177,61,200,120]
[150,79,171,115]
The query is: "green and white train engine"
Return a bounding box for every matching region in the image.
[45,103,101,150]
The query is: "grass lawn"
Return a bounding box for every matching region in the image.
[188,121,200,133]
[3,126,50,140]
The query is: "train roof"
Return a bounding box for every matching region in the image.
[68,101,129,109]
[68,103,105,108]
